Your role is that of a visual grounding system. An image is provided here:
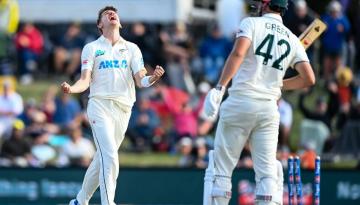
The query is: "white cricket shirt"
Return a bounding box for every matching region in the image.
[229,13,309,100]
[81,36,145,107]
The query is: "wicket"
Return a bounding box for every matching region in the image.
[287,156,321,205]
[314,156,321,205]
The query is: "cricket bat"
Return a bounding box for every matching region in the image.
[298,18,327,50]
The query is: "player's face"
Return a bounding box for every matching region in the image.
[99,10,122,31]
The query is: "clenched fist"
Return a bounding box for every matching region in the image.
[61,82,72,94]
[152,65,165,81]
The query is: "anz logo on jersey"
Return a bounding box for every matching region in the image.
[98,60,128,69]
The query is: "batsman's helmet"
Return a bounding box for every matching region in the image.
[248,0,288,16]
[263,0,288,15]
[268,0,288,10]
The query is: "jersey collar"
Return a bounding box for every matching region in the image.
[263,13,283,23]
[99,35,127,49]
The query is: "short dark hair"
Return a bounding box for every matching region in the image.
[97,6,117,34]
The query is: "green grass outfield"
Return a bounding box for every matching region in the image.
[119,151,180,167]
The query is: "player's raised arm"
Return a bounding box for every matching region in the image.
[131,41,165,88]
[61,40,95,93]
[61,69,92,94]
[133,65,165,88]
[61,43,94,94]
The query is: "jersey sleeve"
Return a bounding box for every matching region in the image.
[130,44,145,75]
[290,40,309,68]
[235,17,254,41]
[81,44,95,71]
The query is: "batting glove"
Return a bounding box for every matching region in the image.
[204,85,225,117]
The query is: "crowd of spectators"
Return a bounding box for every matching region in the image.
[0,0,360,169]
[0,79,93,167]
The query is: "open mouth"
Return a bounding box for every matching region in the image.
[109,16,117,21]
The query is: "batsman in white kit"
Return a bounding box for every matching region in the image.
[203,0,315,205]
[61,6,165,205]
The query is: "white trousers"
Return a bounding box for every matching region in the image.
[76,98,131,205]
[213,95,280,205]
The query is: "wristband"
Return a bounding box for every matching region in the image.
[140,76,154,87]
